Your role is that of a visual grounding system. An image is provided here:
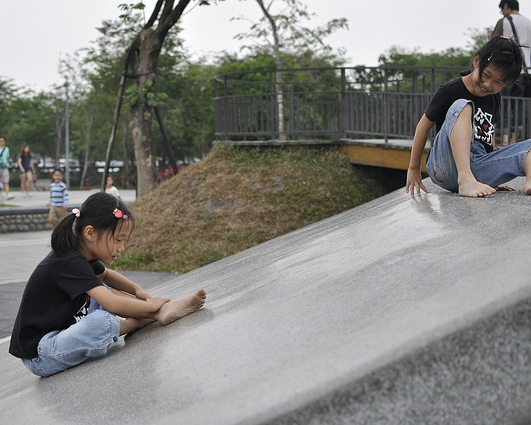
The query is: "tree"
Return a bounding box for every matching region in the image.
[233,0,348,141]
[106,0,213,198]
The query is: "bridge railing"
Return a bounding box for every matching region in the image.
[214,66,531,146]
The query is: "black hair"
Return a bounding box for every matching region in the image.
[52,168,64,175]
[462,36,523,86]
[51,192,135,255]
[499,0,519,11]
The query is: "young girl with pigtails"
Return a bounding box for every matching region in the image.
[9,192,206,377]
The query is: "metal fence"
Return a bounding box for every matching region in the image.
[214,66,531,146]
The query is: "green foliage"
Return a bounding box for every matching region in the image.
[233,0,348,66]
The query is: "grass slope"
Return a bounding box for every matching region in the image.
[117,145,392,273]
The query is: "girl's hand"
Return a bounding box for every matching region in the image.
[406,168,429,197]
[135,288,151,300]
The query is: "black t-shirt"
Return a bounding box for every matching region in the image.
[9,251,105,359]
[425,77,501,153]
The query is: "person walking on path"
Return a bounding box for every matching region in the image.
[105,175,122,200]
[46,168,69,230]
[9,192,206,377]
[490,0,531,146]
[17,145,36,197]
[0,136,14,200]
[406,36,531,198]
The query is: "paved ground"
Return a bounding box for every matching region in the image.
[0,187,136,209]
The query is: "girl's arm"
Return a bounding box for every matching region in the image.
[406,114,436,197]
[87,285,169,319]
[17,156,23,172]
[98,268,151,300]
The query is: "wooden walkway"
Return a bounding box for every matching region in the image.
[340,139,429,173]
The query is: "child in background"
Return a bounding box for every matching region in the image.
[9,192,206,377]
[46,168,69,230]
[105,175,122,200]
[406,36,531,198]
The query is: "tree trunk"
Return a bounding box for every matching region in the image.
[256,0,285,141]
[128,28,161,197]
[104,0,192,197]
[79,112,93,189]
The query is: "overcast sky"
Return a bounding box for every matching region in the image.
[0,0,511,92]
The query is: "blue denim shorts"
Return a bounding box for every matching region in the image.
[427,99,531,192]
[21,297,120,377]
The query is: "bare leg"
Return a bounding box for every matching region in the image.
[120,317,154,336]
[20,173,26,194]
[502,133,509,147]
[523,151,531,195]
[450,104,496,197]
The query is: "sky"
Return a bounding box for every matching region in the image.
[0,0,512,92]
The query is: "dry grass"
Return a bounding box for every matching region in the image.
[116,145,387,273]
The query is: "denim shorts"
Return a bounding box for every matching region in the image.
[21,297,120,377]
[427,99,531,192]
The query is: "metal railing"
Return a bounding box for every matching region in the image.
[214,66,531,146]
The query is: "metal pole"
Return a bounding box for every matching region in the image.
[64,78,70,189]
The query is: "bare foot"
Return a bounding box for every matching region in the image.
[458,178,496,198]
[155,289,206,326]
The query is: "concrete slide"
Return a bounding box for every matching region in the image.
[1,178,531,425]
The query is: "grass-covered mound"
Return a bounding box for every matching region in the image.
[117,145,390,273]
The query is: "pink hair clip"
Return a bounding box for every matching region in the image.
[72,208,81,217]
[113,208,128,219]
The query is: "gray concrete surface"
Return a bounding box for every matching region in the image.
[1,179,531,424]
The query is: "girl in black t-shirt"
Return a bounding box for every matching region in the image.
[9,192,206,377]
[407,36,531,198]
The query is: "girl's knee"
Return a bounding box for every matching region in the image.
[83,310,120,342]
[447,99,474,121]
[455,103,473,124]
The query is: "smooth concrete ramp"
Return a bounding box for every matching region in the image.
[2,178,531,424]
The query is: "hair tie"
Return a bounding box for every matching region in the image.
[72,208,81,218]
[113,208,128,219]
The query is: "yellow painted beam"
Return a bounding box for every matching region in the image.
[340,145,428,173]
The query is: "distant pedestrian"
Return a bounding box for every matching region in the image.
[490,0,531,146]
[0,136,14,199]
[46,168,69,230]
[105,175,122,200]
[17,145,36,197]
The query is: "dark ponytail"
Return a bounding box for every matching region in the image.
[51,192,135,255]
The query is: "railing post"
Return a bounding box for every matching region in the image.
[340,68,346,140]
[270,71,275,141]
[224,76,229,141]
[383,68,389,146]
[289,83,294,136]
